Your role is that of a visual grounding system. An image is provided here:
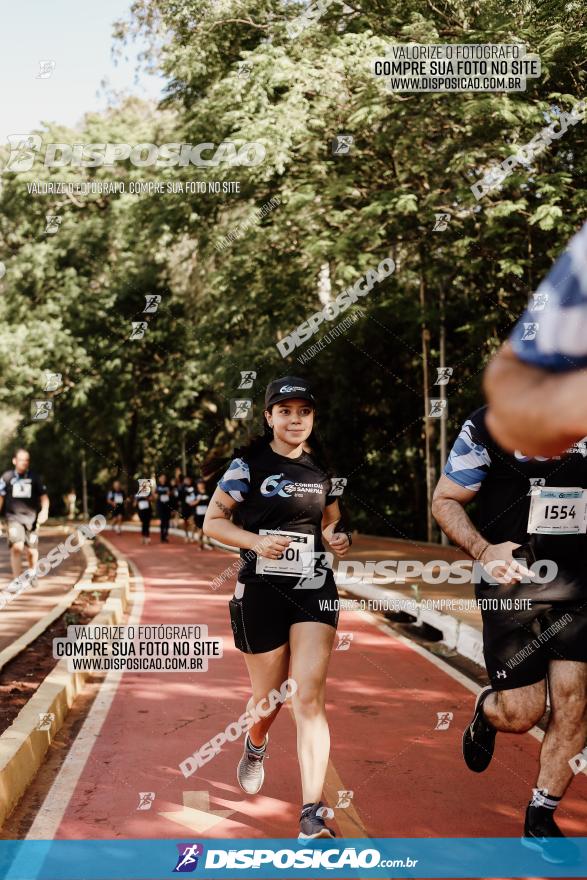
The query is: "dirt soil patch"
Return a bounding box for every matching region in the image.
[0,589,110,736]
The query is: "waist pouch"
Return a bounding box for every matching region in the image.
[228,597,250,653]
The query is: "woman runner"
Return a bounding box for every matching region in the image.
[156,474,172,543]
[178,475,197,542]
[204,376,350,839]
[135,483,153,545]
[194,479,211,550]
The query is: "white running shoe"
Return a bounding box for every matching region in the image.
[237,733,268,795]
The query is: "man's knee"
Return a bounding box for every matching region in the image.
[551,686,587,724]
[497,689,546,732]
[10,542,25,553]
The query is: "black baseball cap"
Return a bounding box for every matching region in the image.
[264,376,315,409]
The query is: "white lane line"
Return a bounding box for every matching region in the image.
[25,540,144,839]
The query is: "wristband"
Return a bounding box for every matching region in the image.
[474,540,489,562]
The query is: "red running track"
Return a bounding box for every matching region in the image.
[33,532,587,841]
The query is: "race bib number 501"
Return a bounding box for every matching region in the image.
[255,530,315,578]
[528,486,587,535]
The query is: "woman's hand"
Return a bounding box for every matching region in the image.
[328,532,350,558]
[253,533,292,560]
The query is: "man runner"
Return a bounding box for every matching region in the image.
[0,448,49,591]
[484,221,587,456]
[432,406,587,860]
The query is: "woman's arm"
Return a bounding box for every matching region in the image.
[203,487,292,558]
[321,499,350,557]
[203,488,256,549]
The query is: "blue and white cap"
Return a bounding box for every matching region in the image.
[264,376,315,409]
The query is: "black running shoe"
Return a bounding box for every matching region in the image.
[462,686,496,772]
[521,806,579,864]
[298,802,336,840]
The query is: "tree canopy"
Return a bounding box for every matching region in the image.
[0,0,585,536]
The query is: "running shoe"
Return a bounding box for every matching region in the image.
[237,733,268,794]
[6,578,22,593]
[522,806,579,864]
[462,686,496,772]
[298,802,336,840]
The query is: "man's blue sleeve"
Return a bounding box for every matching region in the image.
[444,419,492,491]
[510,222,587,372]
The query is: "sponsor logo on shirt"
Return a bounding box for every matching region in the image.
[260,474,323,498]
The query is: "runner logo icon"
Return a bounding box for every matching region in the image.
[294,552,334,589]
[173,843,204,872]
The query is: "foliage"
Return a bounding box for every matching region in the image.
[0,0,585,535]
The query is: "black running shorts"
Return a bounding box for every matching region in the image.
[476,579,587,691]
[228,574,339,654]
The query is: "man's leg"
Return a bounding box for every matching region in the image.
[536,660,587,795]
[517,660,587,852]
[7,521,27,578]
[483,680,547,732]
[463,679,546,773]
[9,541,25,578]
[26,544,39,572]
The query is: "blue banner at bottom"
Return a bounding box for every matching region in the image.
[1,838,586,879]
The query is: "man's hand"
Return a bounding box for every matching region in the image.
[478,541,534,585]
[253,534,292,560]
[328,532,350,558]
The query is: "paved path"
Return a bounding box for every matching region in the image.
[27,532,587,842]
[0,525,86,654]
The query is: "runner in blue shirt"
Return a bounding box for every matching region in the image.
[485,222,587,456]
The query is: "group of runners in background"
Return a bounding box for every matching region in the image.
[106,474,212,547]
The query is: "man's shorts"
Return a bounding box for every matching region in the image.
[194,514,206,529]
[476,579,587,690]
[6,520,38,548]
[228,573,339,654]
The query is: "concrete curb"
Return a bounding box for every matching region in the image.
[0,535,131,827]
